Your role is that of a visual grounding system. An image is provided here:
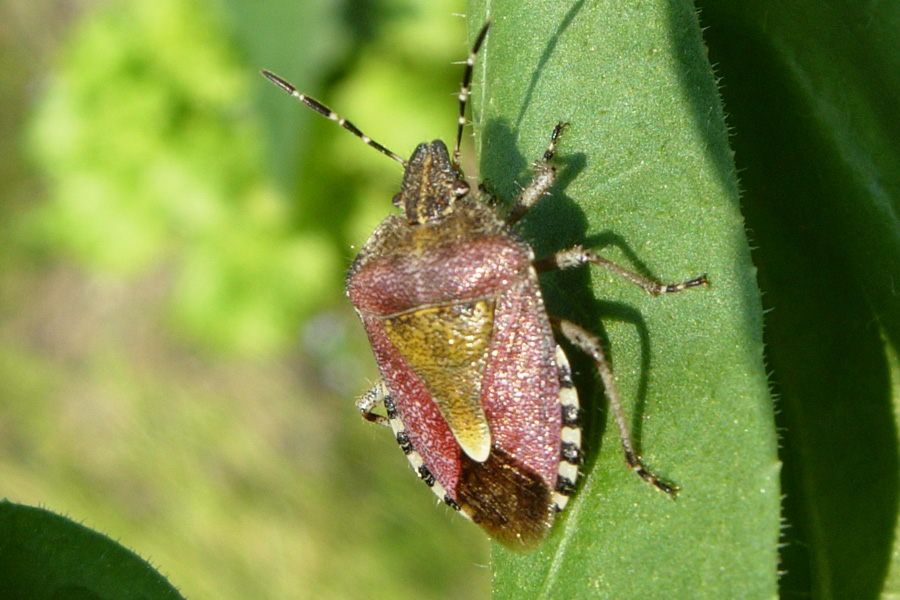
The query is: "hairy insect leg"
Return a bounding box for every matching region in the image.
[505,122,569,226]
[552,318,678,496]
[356,380,392,427]
[536,246,707,296]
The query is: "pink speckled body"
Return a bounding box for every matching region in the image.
[347,199,562,490]
[346,155,567,545]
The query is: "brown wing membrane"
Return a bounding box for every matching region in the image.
[457,446,554,550]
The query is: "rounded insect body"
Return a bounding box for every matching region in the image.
[264,21,707,550]
[346,180,572,547]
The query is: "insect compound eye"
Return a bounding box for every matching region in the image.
[453,181,470,198]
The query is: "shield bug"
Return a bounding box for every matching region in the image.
[263,22,707,549]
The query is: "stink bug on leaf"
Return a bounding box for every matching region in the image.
[263,22,707,550]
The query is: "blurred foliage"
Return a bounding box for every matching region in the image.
[26,0,338,356]
[2,0,489,599]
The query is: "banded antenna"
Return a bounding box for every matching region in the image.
[261,20,492,170]
[261,69,407,166]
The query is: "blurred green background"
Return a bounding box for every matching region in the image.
[0,0,491,597]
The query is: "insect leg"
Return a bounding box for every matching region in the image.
[551,317,677,496]
[477,180,502,208]
[505,122,568,226]
[535,246,707,296]
[356,380,392,427]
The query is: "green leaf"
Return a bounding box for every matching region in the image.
[0,500,183,599]
[697,2,900,598]
[466,1,778,597]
